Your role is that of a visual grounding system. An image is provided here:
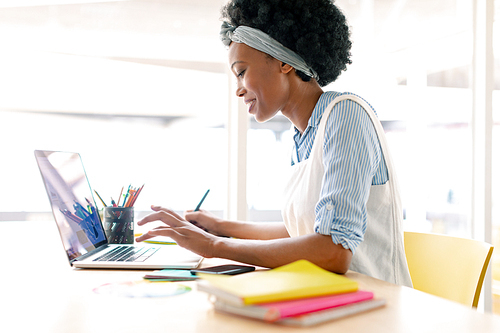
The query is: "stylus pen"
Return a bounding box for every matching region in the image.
[194,189,210,211]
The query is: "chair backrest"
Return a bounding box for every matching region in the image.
[404,231,494,308]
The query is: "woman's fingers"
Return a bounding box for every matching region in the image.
[151,205,183,219]
[184,210,204,221]
[135,222,216,258]
[136,210,185,228]
[135,226,177,242]
[135,205,220,258]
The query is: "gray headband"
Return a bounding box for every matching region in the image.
[220,22,319,81]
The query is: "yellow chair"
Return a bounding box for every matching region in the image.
[404,231,494,308]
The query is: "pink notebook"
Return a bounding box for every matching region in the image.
[214,290,374,322]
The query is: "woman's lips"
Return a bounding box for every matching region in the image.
[245,99,256,113]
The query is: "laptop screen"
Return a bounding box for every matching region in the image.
[35,150,107,262]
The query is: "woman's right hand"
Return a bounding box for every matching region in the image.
[184,209,226,236]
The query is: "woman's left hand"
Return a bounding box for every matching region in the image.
[135,205,219,258]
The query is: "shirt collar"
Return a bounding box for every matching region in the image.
[293,91,339,138]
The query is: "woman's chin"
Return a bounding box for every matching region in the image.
[253,111,276,123]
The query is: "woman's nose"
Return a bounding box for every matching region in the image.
[235,83,245,97]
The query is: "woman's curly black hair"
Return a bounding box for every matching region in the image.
[221,0,352,87]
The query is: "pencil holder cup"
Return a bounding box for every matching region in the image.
[103,207,134,244]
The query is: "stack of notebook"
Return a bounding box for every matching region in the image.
[196,260,385,326]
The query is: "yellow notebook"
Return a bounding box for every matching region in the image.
[197,260,358,306]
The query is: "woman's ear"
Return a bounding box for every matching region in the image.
[280,62,294,74]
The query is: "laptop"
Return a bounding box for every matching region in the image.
[34,150,203,269]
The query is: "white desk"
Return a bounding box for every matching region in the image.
[1,220,500,333]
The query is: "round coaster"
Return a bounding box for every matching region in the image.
[93,280,191,298]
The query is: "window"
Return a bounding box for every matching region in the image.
[0,1,229,221]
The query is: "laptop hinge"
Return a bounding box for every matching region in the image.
[73,244,110,263]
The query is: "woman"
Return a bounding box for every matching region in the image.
[137,0,412,287]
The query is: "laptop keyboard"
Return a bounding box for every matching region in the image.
[93,246,159,262]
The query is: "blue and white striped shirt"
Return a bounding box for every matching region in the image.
[291,91,389,252]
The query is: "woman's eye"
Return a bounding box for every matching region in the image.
[237,70,246,78]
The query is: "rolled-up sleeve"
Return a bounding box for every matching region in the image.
[313,98,386,254]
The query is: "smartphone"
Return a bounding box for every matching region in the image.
[190,264,255,275]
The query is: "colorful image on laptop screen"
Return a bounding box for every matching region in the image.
[35,150,106,261]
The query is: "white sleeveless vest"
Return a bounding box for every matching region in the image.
[282,94,412,287]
